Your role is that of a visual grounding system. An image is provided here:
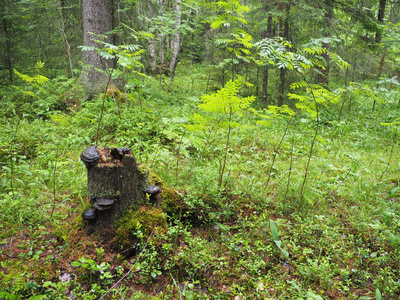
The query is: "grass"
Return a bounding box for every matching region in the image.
[0,63,399,299]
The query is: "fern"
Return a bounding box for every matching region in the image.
[198,78,255,116]
[185,78,256,189]
[14,61,49,86]
[209,0,250,29]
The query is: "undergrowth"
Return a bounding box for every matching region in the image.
[0,62,399,299]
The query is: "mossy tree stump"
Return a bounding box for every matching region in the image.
[81,146,149,239]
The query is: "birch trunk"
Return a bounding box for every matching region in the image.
[58,0,74,78]
[147,0,157,72]
[168,0,182,89]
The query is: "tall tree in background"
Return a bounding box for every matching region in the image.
[261,12,273,106]
[375,0,386,43]
[80,0,114,95]
[317,1,333,86]
[168,0,183,90]
[0,0,13,83]
[147,0,157,73]
[278,1,290,107]
[57,0,74,77]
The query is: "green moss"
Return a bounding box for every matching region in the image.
[138,164,165,188]
[161,187,185,216]
[114,205,167,250]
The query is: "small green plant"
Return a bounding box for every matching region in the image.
[298,257,335,289]
[376,288,382,300]
[185,77,255,189]
[96,247,105,261]
[135,245,162,283]
[71,257,114,283]
[269,219,289,258]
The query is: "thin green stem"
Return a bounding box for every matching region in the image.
[298,78,320,211]
[264,116,294,190]
[96,63,117,146]
[379,137,396,182]
[283,117,296,202]
[219,107,232,189]
[9,118,21,200]
[49,119,72,224]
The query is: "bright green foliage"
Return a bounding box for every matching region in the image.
[269,219,289,258]
[198,78,255,115]
[186,78,255,133]
[289,84,339,118]
[376,288,382,300]
[215,30,262,75]
[14,61,49,86]
[207,0,250,29]
[256,37,348,75]
[80,30,149,79]
[13,61,49,97]
[71,257,114,282]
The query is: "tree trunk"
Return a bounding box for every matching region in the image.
[80,0,114,95]
[147,0,157,72]
[317,1,333,86]
[168,0,182,90]
[204,0,213,64]
[1,0,13,83]
[372,49,387,111]
[58,0,74,78]
[375,0,386,44]
[278,3,290,107]
[262,15,273,106]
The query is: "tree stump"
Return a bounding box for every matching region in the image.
[80,146,150,239]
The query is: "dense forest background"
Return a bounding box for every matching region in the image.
[1,0,400,299]
[2,0,399,98]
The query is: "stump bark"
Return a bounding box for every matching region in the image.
[82,147,149,238]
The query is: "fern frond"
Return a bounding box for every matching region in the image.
[14,70,33,83]
[79,46,97,52]
[290,81,308,90]
[34,61,45,73]
[33,74,49,85]
[99,51,115,60]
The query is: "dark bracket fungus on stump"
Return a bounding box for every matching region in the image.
[80,146,163,242]
[144,184,162,206]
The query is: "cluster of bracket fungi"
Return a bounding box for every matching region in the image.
[80,145,133,167]
[81,197,115,221]
[80,145,162,222]
[81,184,161,222]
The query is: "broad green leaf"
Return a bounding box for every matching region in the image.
[270,219,279,240]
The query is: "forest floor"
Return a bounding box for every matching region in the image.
[0,66,400,299]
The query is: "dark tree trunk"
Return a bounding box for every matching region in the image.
[1,0,13,83]
[375,0,386,43]
[80,0,114,95]
[278,68,286,107]
[372,49,387,111]
[262,15,273,106]
[278,2,290,107]
[317,1,333,86]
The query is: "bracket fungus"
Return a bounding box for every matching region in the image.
[81,208,97,222]
[80,146,100,167]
